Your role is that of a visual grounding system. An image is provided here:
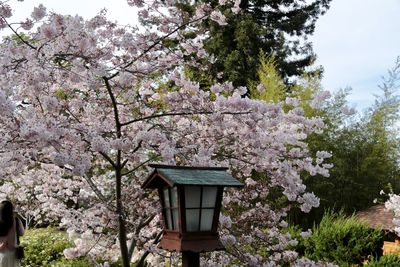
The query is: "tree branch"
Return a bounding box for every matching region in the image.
[99,151,117,169]
[3,17,37,50]
[121,110,250,127]
[121,156,158,177]
[127,214,156,261]
[103,76,121,137]
[83,174,117,211]
[135,231,163,267]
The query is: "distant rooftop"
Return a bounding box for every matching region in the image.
[356,204,395,232]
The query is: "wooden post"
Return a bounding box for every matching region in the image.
[182,251,200,267]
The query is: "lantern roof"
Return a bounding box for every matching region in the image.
[142,164,244,189]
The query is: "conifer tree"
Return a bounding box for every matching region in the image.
[194,0,332,87]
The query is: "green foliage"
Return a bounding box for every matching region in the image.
[51,258,93,267]
[251,54,400,230]
[5,32,38,46]
[161,38,179,49]
[291,59,400,228]
[289,76,324,118]
[54,88,69,100]
[250,52,323,112]
[21,227,71,266]
[365,255,400,267]
[20,227,92,267]
[249,53,286,103]
[303,212,383,266]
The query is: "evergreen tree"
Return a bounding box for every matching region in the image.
[193,0,332,87]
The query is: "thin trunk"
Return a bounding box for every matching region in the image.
[116,162,130,267]
[104,77,130,267]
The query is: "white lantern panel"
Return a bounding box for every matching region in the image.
[185,186,201,208]
[172,209,179,230]
[200,209,214,231]
[185,209,200,232]
[202,187,217,208]
[165,210,172,230]
[163,188,170,208]
[171,187,178,207]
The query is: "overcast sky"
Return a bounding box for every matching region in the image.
[6,0,400,111]
[311,0,400,111]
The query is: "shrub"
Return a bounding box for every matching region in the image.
[20,227,92,267]
[51,258,93,267]
[303,211,384,266]
[365,254,400,266]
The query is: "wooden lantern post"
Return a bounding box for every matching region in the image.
[142,164,243,267]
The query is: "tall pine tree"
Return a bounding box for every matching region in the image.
[192,0,331,87]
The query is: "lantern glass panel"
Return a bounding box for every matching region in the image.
[163,188,170,208]
[185,209,200,232]
[164,211,172,230]
[202,187,217,208]
[171,187,178,207]
[172,209,179,230]
[162,187,179,230]
[185,186,201,208]
[163,189,171,229]
[200,209,214,231]
[184,186,219,232]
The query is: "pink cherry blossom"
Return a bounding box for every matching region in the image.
[0,4,12,18]
[210,10,228,26]
[31,4,46,21]
[0,1,334,266]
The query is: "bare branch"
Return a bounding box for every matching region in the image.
[121,110,251,127]
[103,76,121,137]
[65,106,81,123]
[135,231,163,267]
[83,174,117,212]
[127,214,157,261]
[3,17,37,50]
[99,151,117,169]
[121,156,158,177]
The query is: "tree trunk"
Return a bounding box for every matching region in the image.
[116,164,130,267]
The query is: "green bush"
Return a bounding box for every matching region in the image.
[51,258,93,267]
[365,254,400,266]
[20,227,92,267]
[303,212,384,266]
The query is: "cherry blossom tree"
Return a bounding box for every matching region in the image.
[0,0,334,266]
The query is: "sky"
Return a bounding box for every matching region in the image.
[5,0,400,111]
[311,0,400,111]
